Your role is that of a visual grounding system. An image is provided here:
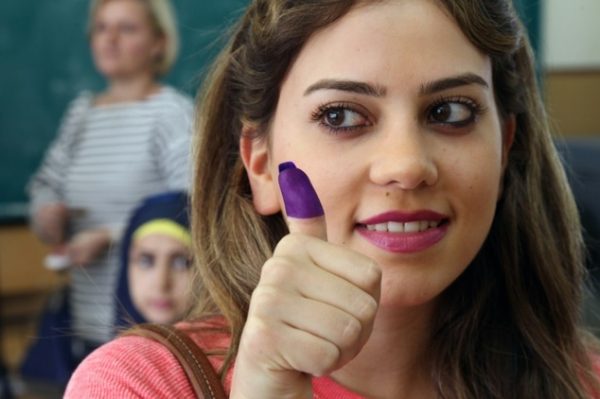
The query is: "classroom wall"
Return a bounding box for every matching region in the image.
[542,0,600,70]
[541,0,600,137]
[544,71,600,137]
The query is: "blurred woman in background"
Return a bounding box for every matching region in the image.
[27,0,193,364]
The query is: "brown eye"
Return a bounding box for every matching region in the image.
[319,106,370,131]
[428,101,477,127]
[325,109,345,126]
[431,103,452,122]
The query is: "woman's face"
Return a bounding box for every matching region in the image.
[90,0,163,79]
[128,233,193,324]
[247,0,513,309]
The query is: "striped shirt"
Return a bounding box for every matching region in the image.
[27,86,194,343]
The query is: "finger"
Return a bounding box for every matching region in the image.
[252,286,372,367]
[271,235,381,301]
[66,247,82,266]
[260,253,380,354]
[278,161,326,240]
[240,311,342,378]
[67,236,87,266]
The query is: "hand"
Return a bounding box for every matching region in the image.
[230,163,381,399]
[33,203,69,245]
[67,228,111,266]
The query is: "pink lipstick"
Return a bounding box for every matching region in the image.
[356,210,448,253]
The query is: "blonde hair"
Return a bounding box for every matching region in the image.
[191,0,599,397]
[88,0,179,76]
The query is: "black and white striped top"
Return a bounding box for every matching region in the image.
[27,86,194,343]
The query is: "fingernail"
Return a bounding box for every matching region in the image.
[278,162,324,219]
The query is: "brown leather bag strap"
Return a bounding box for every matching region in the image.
[122,323,227,399]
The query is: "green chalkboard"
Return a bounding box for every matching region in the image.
[0,0,248,221]
[514,0,541,58]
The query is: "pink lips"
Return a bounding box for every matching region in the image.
[356,210,449,253]
[149,299,174,310]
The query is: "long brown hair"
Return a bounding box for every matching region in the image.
[191,0,598,397]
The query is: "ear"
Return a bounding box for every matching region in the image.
[501,114,516,170]
[239,124,281,215]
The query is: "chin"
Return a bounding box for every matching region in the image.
[153,317,177,325]
[143,312,176,325]
[380,276,447,310]
[95,63,127,78]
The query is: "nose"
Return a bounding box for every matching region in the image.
[154,260,172,292]
[100,25,118,43]
[368,124,438,190]
[108,27,119,42]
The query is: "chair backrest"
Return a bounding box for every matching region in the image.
[557,138,600,285]
[19,287,75,386]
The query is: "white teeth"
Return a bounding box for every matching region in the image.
[375,223,387,232]
[404,221,420,233]
[364,220,441,233]
[388,221,404,233]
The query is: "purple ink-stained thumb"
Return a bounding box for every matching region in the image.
[278,162,324,219]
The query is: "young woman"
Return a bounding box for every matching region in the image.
[66,0,600,398]
[27,0,192,356]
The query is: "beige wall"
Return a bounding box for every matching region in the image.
[544,71,600,138]
[542,0,600,138]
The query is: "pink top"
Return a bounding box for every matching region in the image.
[65,320,365,398]
[65,319,600,398]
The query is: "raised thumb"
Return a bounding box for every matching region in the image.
[278,161,327,240]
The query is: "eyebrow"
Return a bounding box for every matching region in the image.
[419,73,489,95]
[303,73,489,98]
[304,79,386,97]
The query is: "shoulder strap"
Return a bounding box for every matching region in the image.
[121,323,227,399]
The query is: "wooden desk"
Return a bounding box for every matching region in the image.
[0,224,68,370]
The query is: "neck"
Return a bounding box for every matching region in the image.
[330,302,437,399]
[101,73,161,104]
